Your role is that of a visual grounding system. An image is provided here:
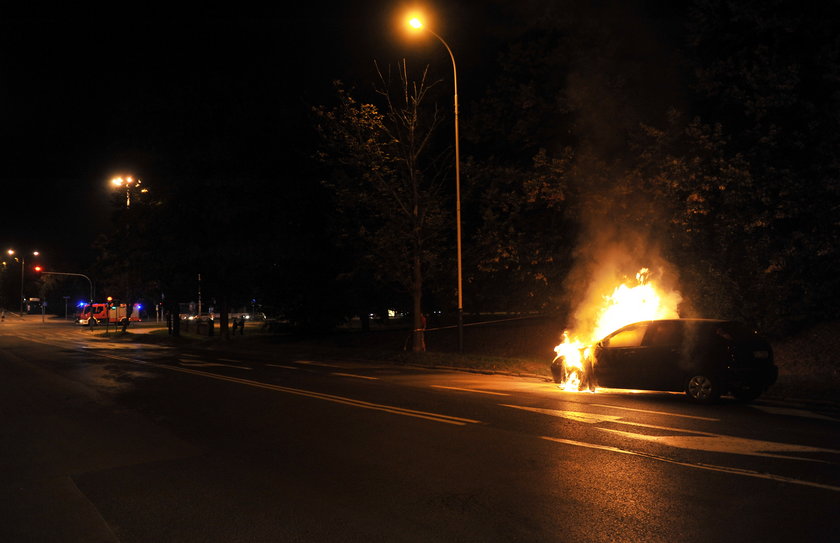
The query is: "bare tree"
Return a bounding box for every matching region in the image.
[315,61,449,351]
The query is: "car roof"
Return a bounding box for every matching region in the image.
[609,318,733,333]
[647,318,730,324]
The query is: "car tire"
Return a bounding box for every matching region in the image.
[732,386,763,403]
[685,374,721,403]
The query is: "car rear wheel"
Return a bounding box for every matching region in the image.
[686,374,721,403]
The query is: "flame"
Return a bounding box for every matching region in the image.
[553,268,682,391]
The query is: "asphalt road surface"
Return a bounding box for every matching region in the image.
[2,317,839,542]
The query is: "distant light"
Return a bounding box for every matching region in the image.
[408,17,423,29]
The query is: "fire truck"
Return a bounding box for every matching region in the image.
[77,303,142,325]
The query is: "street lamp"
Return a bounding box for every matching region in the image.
[6,248,40,315]
[407,14,464,353]
[110,175,144,208]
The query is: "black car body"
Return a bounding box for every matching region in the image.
[551,318,778,402]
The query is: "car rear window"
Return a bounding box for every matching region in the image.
[645,321,684,346]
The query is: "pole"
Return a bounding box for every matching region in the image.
[20,256,25,315]
[427,29,464,353]
[40,271,94,306]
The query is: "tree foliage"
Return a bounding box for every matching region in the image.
[461,0,840,334]
[314,61,449,350]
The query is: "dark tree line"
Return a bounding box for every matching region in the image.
[89,0,840,339]
[317,0,840,336]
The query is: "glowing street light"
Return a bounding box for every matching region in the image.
[111,175,145,208]
[406,13,464,353]
[6,248,40,314]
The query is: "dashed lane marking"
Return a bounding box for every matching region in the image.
[99,353,479,426]
[752,405,840,422]
[178,359,252,370]
[588,403,719,421]
[294,360,343,368]
[331,372,378,380]
[504,403,840,463]
[432,385,509,396]
[541,435,840,493]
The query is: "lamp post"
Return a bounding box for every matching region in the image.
[6,249,40,315]
[407,15,464,353]
[110,176,144,208]
[40,271,94,307]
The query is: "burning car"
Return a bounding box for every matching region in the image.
[551,318,777,402]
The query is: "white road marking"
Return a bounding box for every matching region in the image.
[294,360,343,368]
[752,405,840,422]
[503,404,625,424]
[598,427,840,462]
[541,436,840,493]
[503,403,840,462]
[178,359,252,370]
[588,403,718,421]
[100,353,479,426]
[266,363,299,370]
[331,372,378,380]
[432,385,509,396]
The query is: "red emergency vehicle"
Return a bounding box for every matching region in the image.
[77,303,142,325]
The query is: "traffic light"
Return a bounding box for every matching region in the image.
[33,265,42,273]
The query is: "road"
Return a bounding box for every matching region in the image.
[1,317,839,542]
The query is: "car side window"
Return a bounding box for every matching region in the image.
[645,321,683,347]
[604,323,648,348]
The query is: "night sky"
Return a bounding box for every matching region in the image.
[2,2,671,271]
[2,4,457,266]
